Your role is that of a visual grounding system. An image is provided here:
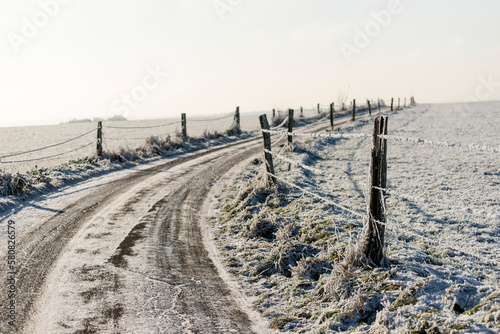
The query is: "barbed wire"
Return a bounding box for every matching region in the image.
[0,128,97,159]
[265,149,326,175]
[380,135,499,153]
[372,185,500,221]
[0,142,94,164]
[188,114,234,122]
[268,172,366,221]
[104,121,181,130]
[271,134,287,147]
[264,129,371,140]
[270,116,289,129]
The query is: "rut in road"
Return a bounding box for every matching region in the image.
[107,145,262,333]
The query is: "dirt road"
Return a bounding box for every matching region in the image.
[0,111,374,333]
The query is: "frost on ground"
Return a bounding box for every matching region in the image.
[0,130,252,213]
[209,102,500,333]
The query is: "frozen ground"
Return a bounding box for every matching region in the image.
[0,108,324,174]
[208,102,500,333]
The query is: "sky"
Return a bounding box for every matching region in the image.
[1,0,500,126]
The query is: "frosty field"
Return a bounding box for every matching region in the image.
[208,102,500,333]
[0,111,268,174]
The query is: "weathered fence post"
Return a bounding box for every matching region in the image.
[367,100,371,116]
[317,103,320,114]
[181,113,187,141]
[300,106,304,117]
[352,99,356,121]
[378,98,381,113]
[96,121,103,158]
[398,98,400,110]
[359,115,388,266]
[234,106,241,131]
[390,98,394,111]
[330,103,334,131]
[288,109,294,145]
[272,108,276,119]
[259,114,276,187]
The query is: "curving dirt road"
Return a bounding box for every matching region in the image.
[0,111,373,333]
[1,138,266,333]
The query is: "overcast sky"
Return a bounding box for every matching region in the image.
[1,0,499,126]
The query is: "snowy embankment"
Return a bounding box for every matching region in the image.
[0,131,253,215]
[208,102,500,333]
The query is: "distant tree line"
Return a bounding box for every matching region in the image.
[67,115,127,123]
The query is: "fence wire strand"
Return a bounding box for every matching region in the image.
[1,142,94,164]
[379,135,499,153]
[188,114,234,122]
[268,172,366,221]
[104,121,181,130]
[0,128,97,159]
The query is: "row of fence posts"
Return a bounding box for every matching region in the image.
[95,106,242,158]
[95,96,415,159]
[259,111,390,267]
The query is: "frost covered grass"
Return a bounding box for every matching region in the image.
[0,129,252,212]
[209,102,500,333]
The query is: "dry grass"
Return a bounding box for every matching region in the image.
[0,171,28,196]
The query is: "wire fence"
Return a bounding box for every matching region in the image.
[258,110,499,267]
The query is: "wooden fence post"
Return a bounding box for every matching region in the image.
[378,98,381,113]
[330,103,334,131]
[390,98,394,111]
[359,115,388,266]
[181,113,187,141]
[288,109,294,145]
[404,97,406,108]
[234,106,241,131]
[317,103,320,114]
[259,114,276,187]
[367,100,371,116]
[272,108,276,119]
[300,106,304,117]
[352,99,356,121]
[96,121,103,158]
[398,98,400,110]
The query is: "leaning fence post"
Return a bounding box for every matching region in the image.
[359,115,388,266]
[234,106,241,131]
[288,109,294,145]
[181,113,187,141]
[96,121,103,158]
[367,100,371,116]
[330,103,334,131]
[259,114,276,187]
[352,99,356,121]
[390,98,394,111]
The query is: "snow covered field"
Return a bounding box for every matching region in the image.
[0,112,262,174]
[209,102,500,333]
